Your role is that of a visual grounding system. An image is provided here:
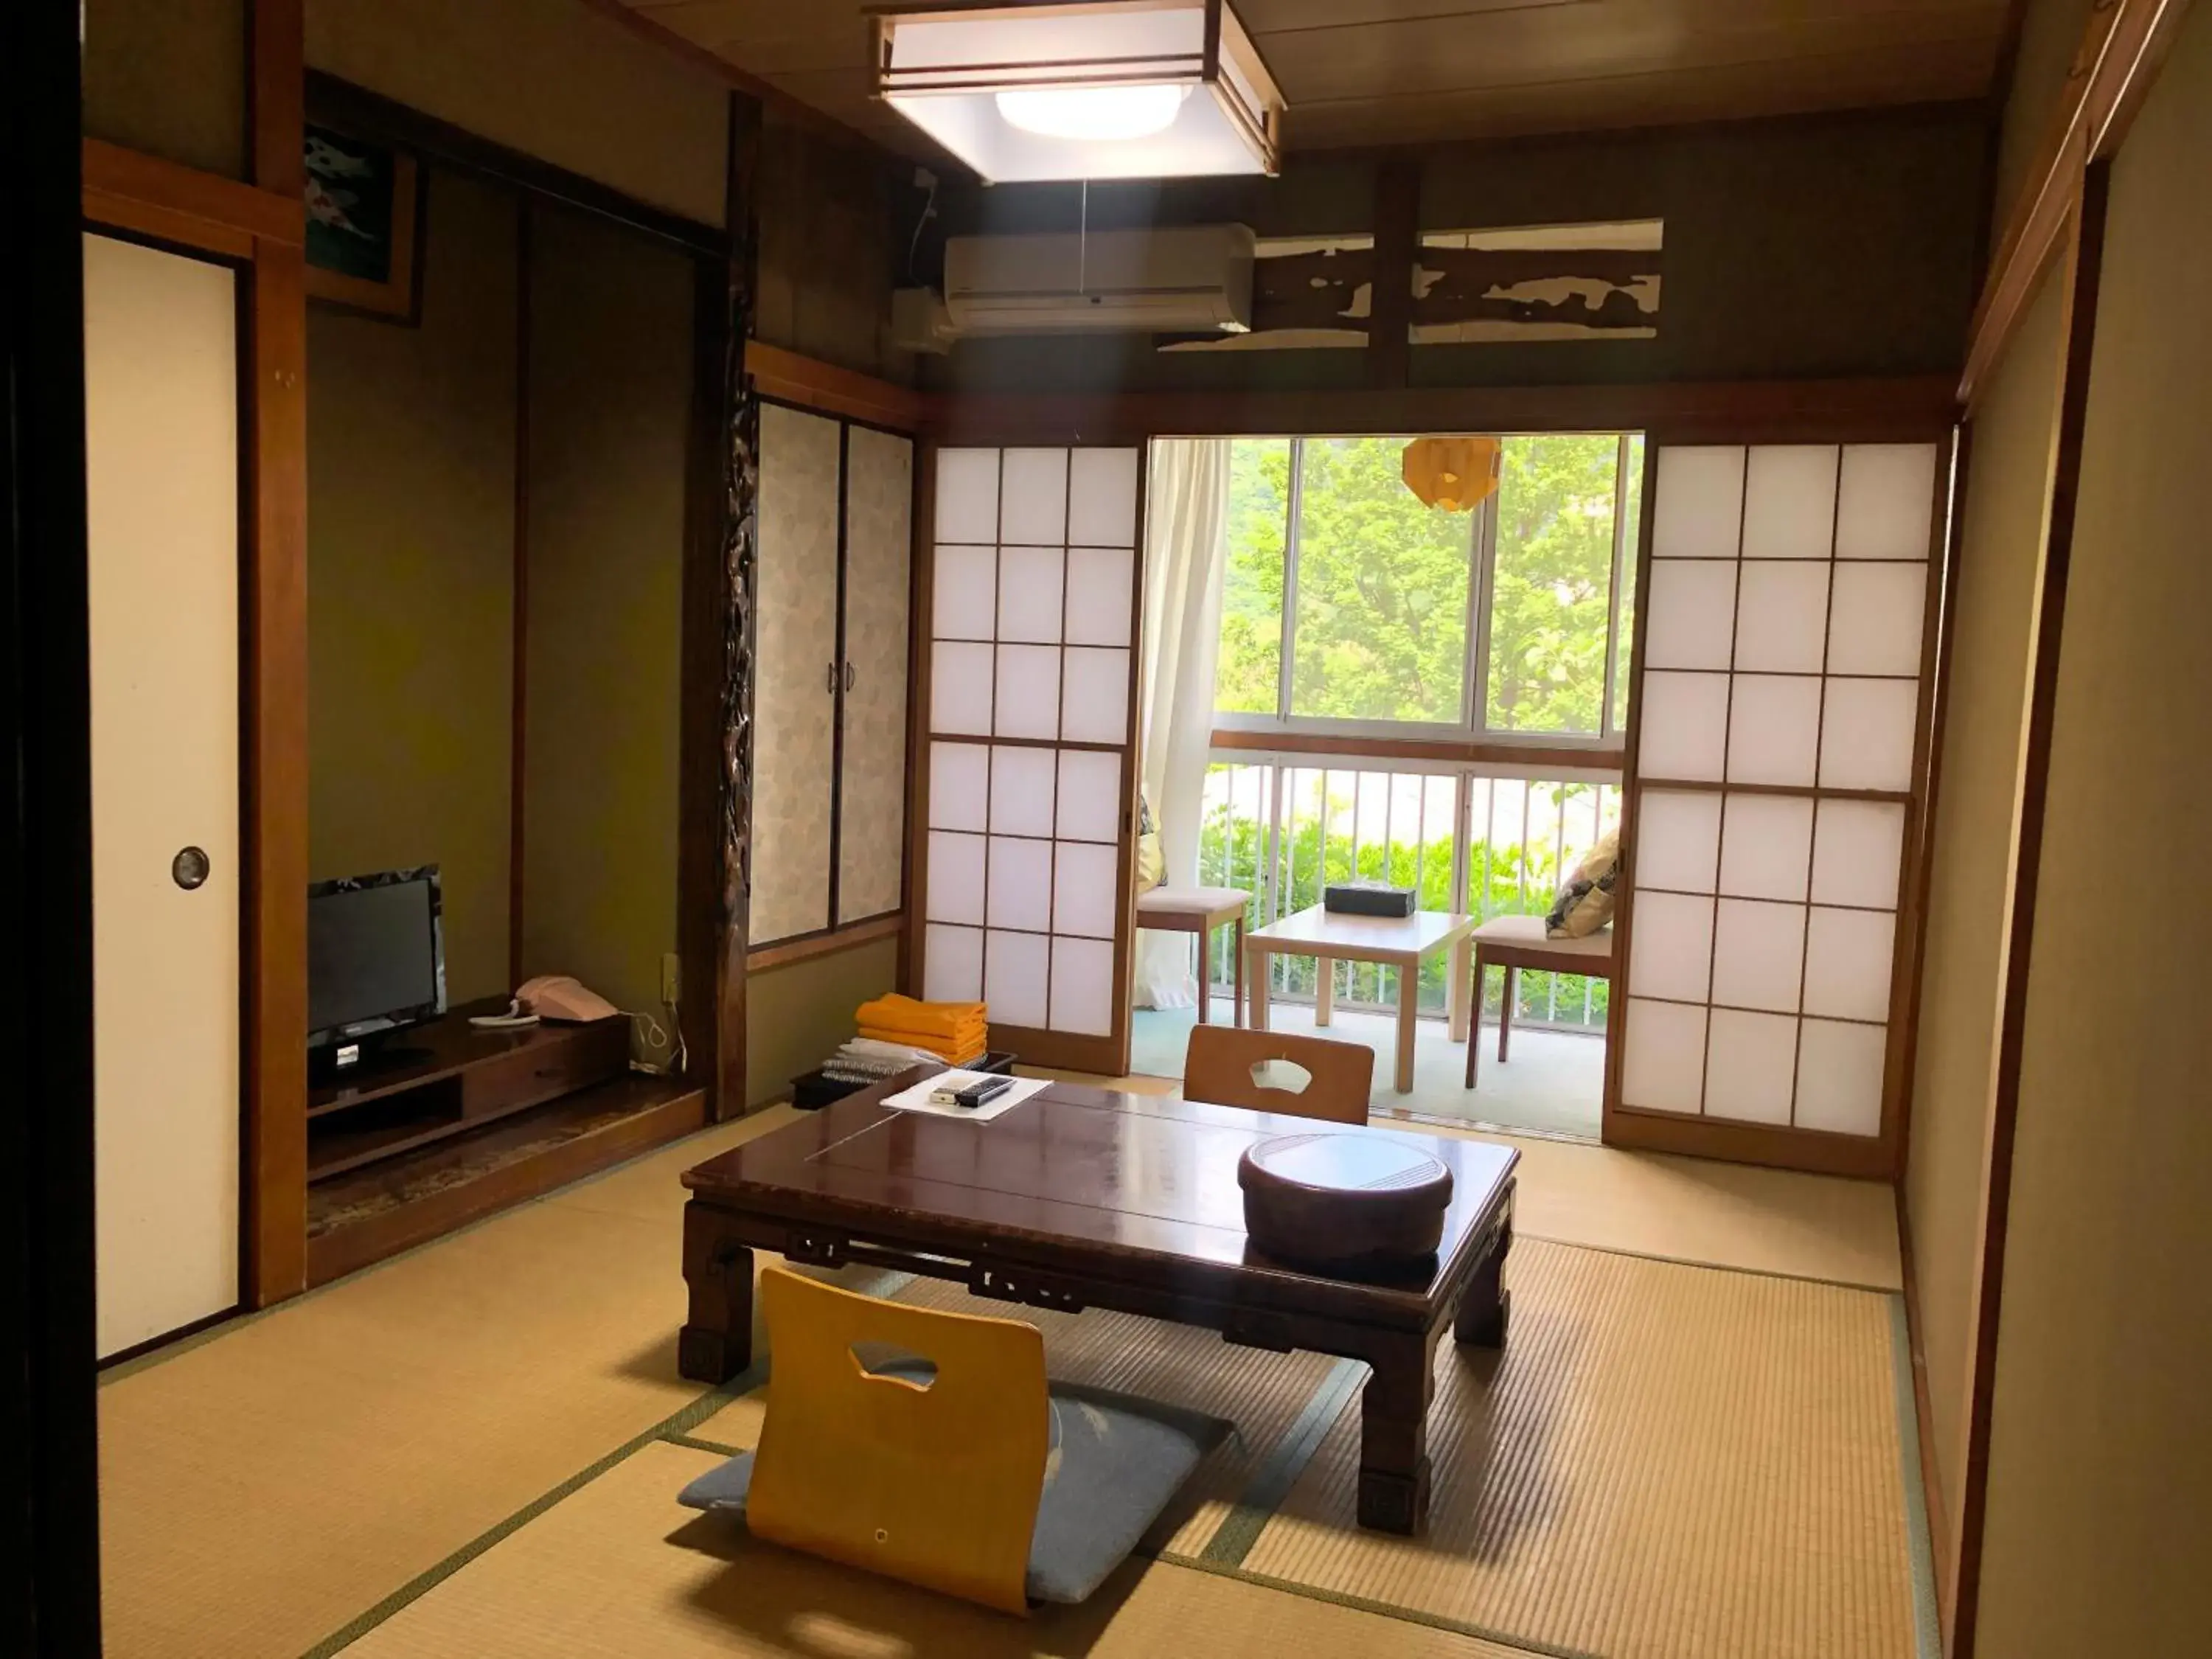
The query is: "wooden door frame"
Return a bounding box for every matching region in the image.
[77,15,775,1297]
[745,391,923,970]
[293,75,760,1127]
[917,380,1961,1091]
[1945,156,2110,1659]
[902,440,1150,1079]
[77,4,312,1308]
[1598,406,1956,1182]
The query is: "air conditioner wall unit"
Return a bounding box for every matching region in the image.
[943,223,1255,334]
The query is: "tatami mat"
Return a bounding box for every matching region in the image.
[1240,1239,1916,1659]
[341,1441,1534,1659]
[694,1273,1355,1557]
[97,1106,802,1659]
[1442,1129,1902,1292]
[100,1082,1910,1659]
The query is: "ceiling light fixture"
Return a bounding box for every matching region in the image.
[872,1,1285,184]
[994,83,1192,144]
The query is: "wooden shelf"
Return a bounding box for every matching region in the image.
[305,1074,708,1286]
[307,1000,622,1116]
[307,1102,467,1180]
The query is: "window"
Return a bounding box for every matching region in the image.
[1217,432,1644,745]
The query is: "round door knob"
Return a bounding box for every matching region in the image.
[172,846,211,890]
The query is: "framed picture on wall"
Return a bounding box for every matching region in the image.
[304,123,424,323]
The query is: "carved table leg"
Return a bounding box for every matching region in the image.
[678,1200,755,1382]
[1454,1204,1514,1351]
[1356,1333,1436,1534]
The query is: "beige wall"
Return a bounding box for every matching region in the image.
[1972,7,2212,1650]
[81,0,248,178]
[1991,0,2096,240]
[1904,261,2062,1560]
[746,940,902,1109]
[518,203,691,1017]
[308,170,520,1006]
[306,0,728,226]
[756,108,912,383]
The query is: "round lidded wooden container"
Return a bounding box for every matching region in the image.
[1238,1133,1454,1273]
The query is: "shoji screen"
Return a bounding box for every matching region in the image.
[920,446,1143,1071]
[1615,441,1941,1164]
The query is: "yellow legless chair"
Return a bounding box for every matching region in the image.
[751,1267,1046,1614]
[677,1267,1230,1614]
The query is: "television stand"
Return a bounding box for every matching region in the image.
[308,1032,434,1088]
[305,998,706,1283]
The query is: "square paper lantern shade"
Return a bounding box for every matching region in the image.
[874,1,1285,183]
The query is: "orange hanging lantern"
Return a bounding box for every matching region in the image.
[1401,436,1500,511]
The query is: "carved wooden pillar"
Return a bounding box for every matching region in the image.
[682,92,762,1121]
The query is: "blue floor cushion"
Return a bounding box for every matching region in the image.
[678,1366,1232,1606]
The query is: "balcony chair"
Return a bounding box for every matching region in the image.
[1464,915,1615,1088]
[1135,886,1250,1024]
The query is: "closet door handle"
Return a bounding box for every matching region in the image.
[826,661,838,694]
[844,662,856,692]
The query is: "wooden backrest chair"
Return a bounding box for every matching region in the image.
[1182,1026,1374,1124]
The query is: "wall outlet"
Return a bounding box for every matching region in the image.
[660,952,681,1006]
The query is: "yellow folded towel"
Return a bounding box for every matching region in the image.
[855,994,987,1043]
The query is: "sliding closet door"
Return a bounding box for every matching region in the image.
[920,445,1144,1074]
[84,233,242,1355]
[837,424,914,924]
[1609,437,1944,1175]
[752,403,842,945]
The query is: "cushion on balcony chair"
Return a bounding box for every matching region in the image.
[678,1360,1229,1607]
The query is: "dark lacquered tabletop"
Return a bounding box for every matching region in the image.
[684,1077,1517,1326]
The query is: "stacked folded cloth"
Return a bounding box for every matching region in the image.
[854,994,989,1067]
[819,1036,943,1087]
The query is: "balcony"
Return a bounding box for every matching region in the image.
[1130,748,1620,1135]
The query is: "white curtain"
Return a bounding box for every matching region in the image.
[1133,439,1232,1009]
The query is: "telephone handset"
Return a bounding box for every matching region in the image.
[516,975,622,1023]
[469,974,622,1030]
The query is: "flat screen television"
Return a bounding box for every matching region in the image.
[307,866,447,1071]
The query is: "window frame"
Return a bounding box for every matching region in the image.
[1212,430,1640,751]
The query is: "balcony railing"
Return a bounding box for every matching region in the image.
[1196,750,1621,1030]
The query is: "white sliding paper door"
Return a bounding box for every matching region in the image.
[920,445,1143,1073]
[752,403,843,945]
[84,232,243,1356]
[1613,438,1942,1169]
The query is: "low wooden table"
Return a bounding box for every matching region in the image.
[678,1077,1517,1534]
[1245,906,1481,1092]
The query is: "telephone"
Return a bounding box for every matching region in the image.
[516,974,622,1023]
[470,975,684,1079]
